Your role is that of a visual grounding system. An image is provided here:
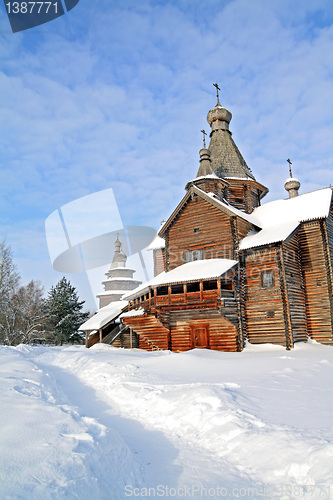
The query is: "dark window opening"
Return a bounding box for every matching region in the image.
[261,271,274,288]
[171,284,184,294]
[156,286,168,296]
[220,281,233,291]
[203,280,217,291]
[194,228,200,233]
[267,310,275,318]
[186,282,200,293]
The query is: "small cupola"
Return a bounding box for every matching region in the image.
[284,159,301,198]
[196,130,214,177]
[207,83,232,135]
[186,129,229,200]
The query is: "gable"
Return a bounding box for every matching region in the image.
[159,184,259,238]
[166,195,236,270]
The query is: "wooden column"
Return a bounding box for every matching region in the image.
[200,281,203,302]
[85,332,88,348]
[277,247,293,350]
[168,285,172,305]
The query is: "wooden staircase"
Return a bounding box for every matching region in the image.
[122,314,170,351]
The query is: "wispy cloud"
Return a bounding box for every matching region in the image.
[0,0,332,309]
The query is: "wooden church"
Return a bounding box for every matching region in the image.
[82,87,333,352]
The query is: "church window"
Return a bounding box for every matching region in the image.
[194,228,200,233]
[156,286,168,296]
[261,271,274,288]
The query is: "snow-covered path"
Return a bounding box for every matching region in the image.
[1,342,333,499]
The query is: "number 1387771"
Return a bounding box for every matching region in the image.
[5,2,58,14]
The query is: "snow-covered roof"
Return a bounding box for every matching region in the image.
[79,301,128,331]
[239,188,333,250]
[253,187,332,226]
[123,259,238,301]
[239,221,300,251]
[147,234,165,250]
[120,307,145,319]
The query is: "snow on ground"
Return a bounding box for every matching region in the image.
[0,342,333,500]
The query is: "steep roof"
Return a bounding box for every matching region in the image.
[207,103,256,181]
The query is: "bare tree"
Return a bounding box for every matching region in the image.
[0,239,20,309]
[0,240,21,344]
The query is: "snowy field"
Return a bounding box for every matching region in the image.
[1,342,333,500]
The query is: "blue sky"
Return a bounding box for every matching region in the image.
[1,0,333,311]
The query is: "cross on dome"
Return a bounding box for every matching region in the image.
[200,129,207,148]
[213,83,221,105]
[287,158,293,178]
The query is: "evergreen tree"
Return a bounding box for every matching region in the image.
[46,277,89,345]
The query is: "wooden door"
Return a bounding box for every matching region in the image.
[191,324,209,348]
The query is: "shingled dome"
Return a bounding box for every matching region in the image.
[207,102,256,181]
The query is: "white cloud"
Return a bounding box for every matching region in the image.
[0,0,333,303]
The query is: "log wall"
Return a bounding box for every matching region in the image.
[244,246,288,346]
[281,234,308,343]
[166,195,234,270]
[298,221,333,344]
[167,309,239,352]
[153,248,165,276]
[226,181,260,214]
[166,195,251,270]
[325,203,333,290]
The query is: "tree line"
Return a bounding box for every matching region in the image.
[0,239,89,346]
